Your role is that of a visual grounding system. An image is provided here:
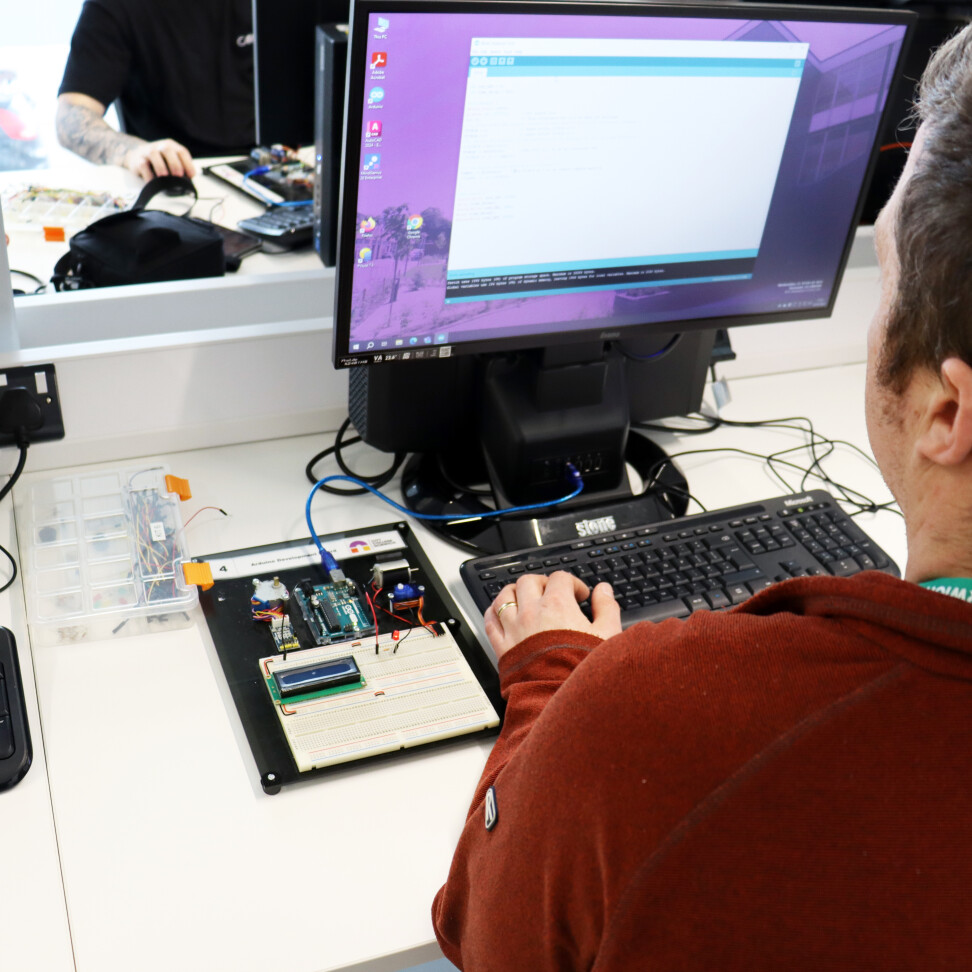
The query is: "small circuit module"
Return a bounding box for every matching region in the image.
[293,579,375,645]
[251,576,300,652]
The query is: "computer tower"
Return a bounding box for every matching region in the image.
[314,23,348,267]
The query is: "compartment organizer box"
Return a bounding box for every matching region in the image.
[17,466,211,645]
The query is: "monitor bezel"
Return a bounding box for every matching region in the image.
[331,0,915,369]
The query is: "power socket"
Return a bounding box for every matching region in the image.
[0,365,65,445]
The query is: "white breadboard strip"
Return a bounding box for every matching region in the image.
[261,626,499,771]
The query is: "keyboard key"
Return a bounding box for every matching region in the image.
[705,590,731,610]
[747,578,775,594]
[726,584,750,604]
[721,566,766,586]
[622,599,692,625]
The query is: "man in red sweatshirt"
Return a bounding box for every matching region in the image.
[432,26,972,972]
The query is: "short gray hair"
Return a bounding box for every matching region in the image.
[881,25,972,392]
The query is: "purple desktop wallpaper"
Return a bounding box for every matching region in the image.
[341,10,906,357]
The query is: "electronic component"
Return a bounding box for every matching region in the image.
[251,576,288,614]
[388,582,425,610]
[268,616,300,653]
[251,576,300,652]
[371,557,417,590]
[260,625,500,772]
[293,580,375,645]
[270,655,363,701]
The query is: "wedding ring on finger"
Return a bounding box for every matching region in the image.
[495,600,518,620]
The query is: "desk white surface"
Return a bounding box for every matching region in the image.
[2,358,907,972]
[0,550,74,972]
[21,433,486,972]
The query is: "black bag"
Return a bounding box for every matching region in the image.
[52,176,225,290]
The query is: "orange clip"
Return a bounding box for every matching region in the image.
[182,561,214,591]
[165,474,192,500]
[43,226,66,243]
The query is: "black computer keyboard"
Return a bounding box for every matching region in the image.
[237,206,314,248]
[460,490,900,628]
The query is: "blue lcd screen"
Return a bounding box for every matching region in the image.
[275,656,361,697]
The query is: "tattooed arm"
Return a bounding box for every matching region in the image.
[56,93,197,181]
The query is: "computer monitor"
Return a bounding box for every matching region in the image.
[252,0,351,148]
[331,0,913,538]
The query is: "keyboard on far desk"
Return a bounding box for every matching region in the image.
[237,206,313,248]
[460,490,900,628]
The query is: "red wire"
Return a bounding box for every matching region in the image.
[363,584,380,651]
[183,506,228,527]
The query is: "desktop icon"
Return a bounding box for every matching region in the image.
[358,248,373,264]
[362,153,381,173]
[368,86,385,105]
[365,120,382,139]
[406,214,424,231]
[376,17,390,31]
[371,51,387,69]
[359,216,377,234]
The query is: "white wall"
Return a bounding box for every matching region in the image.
[6,3,82,46]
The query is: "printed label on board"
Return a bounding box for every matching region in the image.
[204,530,407,580]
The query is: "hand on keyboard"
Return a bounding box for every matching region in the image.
[484,571,622,660]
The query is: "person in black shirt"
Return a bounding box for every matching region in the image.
[56,0,255,180]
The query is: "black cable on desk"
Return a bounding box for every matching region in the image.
[305,417,406,495]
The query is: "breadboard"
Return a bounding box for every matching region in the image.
[262,625,499,771]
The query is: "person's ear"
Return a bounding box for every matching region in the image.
[917,357,972,466]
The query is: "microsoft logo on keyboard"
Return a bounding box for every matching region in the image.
[574,515,617,538]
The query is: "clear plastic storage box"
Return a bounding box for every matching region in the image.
[18,466,199,645]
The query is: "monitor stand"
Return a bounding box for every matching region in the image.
[400,427,688,555]
[350,332,714,554]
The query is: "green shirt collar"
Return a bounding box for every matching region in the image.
[919,578,972,603]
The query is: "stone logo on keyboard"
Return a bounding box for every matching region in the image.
[574,515,617,538]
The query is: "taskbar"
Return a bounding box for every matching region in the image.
[338,345,454,367]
